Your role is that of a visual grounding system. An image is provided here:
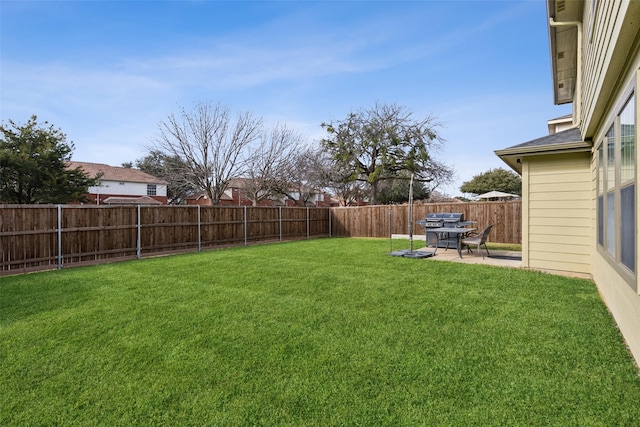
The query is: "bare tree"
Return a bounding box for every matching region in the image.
[153,102,263,204]
[305,146,365,206]
[242,123,303,206]
[277,145,323,206]
[135,150,196,205]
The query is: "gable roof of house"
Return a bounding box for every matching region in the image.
[68,161,168,185]
[494,127,591,174]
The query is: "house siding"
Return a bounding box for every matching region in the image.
[583,4,640,365]
[89,181,168,198]
[524,153,592,274]
[582,0,640,137]
[499,0,640,365]
[593,255,640,368]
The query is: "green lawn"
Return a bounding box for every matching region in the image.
[2,238,639,426]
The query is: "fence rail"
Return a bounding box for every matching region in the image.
[1,201,521,275]
[1,205,330,275]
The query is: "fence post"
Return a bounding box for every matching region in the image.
[197,205,201,252]
[306,207,310,239]
[57,205,62,270]
[328,207,332,237]
[136,205,141,259]
[279,206,282,241]
[243,206,247,246]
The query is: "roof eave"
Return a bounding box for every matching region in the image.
[547,0,583,105]
[495,140,592,175]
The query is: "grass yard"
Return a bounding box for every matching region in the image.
[2,238,639,426]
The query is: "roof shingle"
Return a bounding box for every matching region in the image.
[67,161,167,185]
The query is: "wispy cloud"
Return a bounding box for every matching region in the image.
[1,1,567,195]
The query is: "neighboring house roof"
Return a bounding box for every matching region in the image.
[185,191,233,201]
[102,196,163,205]
[494,127,590,174]
[548,113,573,122]
[67,161,167,185]
[227,178,252,189]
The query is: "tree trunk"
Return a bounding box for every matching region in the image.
[370,181,378,205]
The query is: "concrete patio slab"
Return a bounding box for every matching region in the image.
[390,234,521,268]
[390,234,591,279]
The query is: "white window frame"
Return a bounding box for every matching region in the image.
[596,89,636,290]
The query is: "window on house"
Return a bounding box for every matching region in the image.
[597,147,604,247]
[597,91,636,287]
[606,125,616,258]
[620,94,635,272]
[147,184,157,196]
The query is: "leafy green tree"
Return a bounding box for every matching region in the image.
[0,116,98,204]
[321,103,453,205]
[377,177,430,204]
[135,150,195,204]
[460,168,522,196]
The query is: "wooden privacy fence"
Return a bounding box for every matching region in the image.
[330,201,522,244]
[1,205,330,275]
[1,201,521,275]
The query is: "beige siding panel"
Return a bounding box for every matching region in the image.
[529,216,591,228]
[528,181,592,193]
[530,241,591,257]
[525,152,592,275]
[583,0,620,127]
[593,254,640,367]
[530,233,591,245]
[529,208,590,219]
[529,190,591,201]
[529,199,592,210]
[529,258,591,274]
[530,226,591,244]
[529,171,591,184]
[530,164,589,174]
[529,159,590,171]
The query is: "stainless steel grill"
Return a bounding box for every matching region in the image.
[417,213,470,228]
[416,213,475,249]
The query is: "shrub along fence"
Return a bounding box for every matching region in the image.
[1,201,521,275]
[0,205,331,275]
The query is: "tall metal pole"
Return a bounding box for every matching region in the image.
[408,174,414,253]
[136,205,141,259]
[57,205,62,270]
[243,206,247,246]
[197,205,201,252]
[389,205,392,253]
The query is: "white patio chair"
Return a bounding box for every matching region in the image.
[461,224,494,259]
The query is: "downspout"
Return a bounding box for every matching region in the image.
[549,18,583,128]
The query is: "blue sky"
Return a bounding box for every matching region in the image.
[1,0,570,196]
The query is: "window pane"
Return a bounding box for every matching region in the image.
[607,191,615,257]
[619,93,635,276]
[606,126,615,190]
[598,195,604,247]
[621,183,635,273]
[598,145,605,194]
[620,94,635,184]
[597,145,605,248]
